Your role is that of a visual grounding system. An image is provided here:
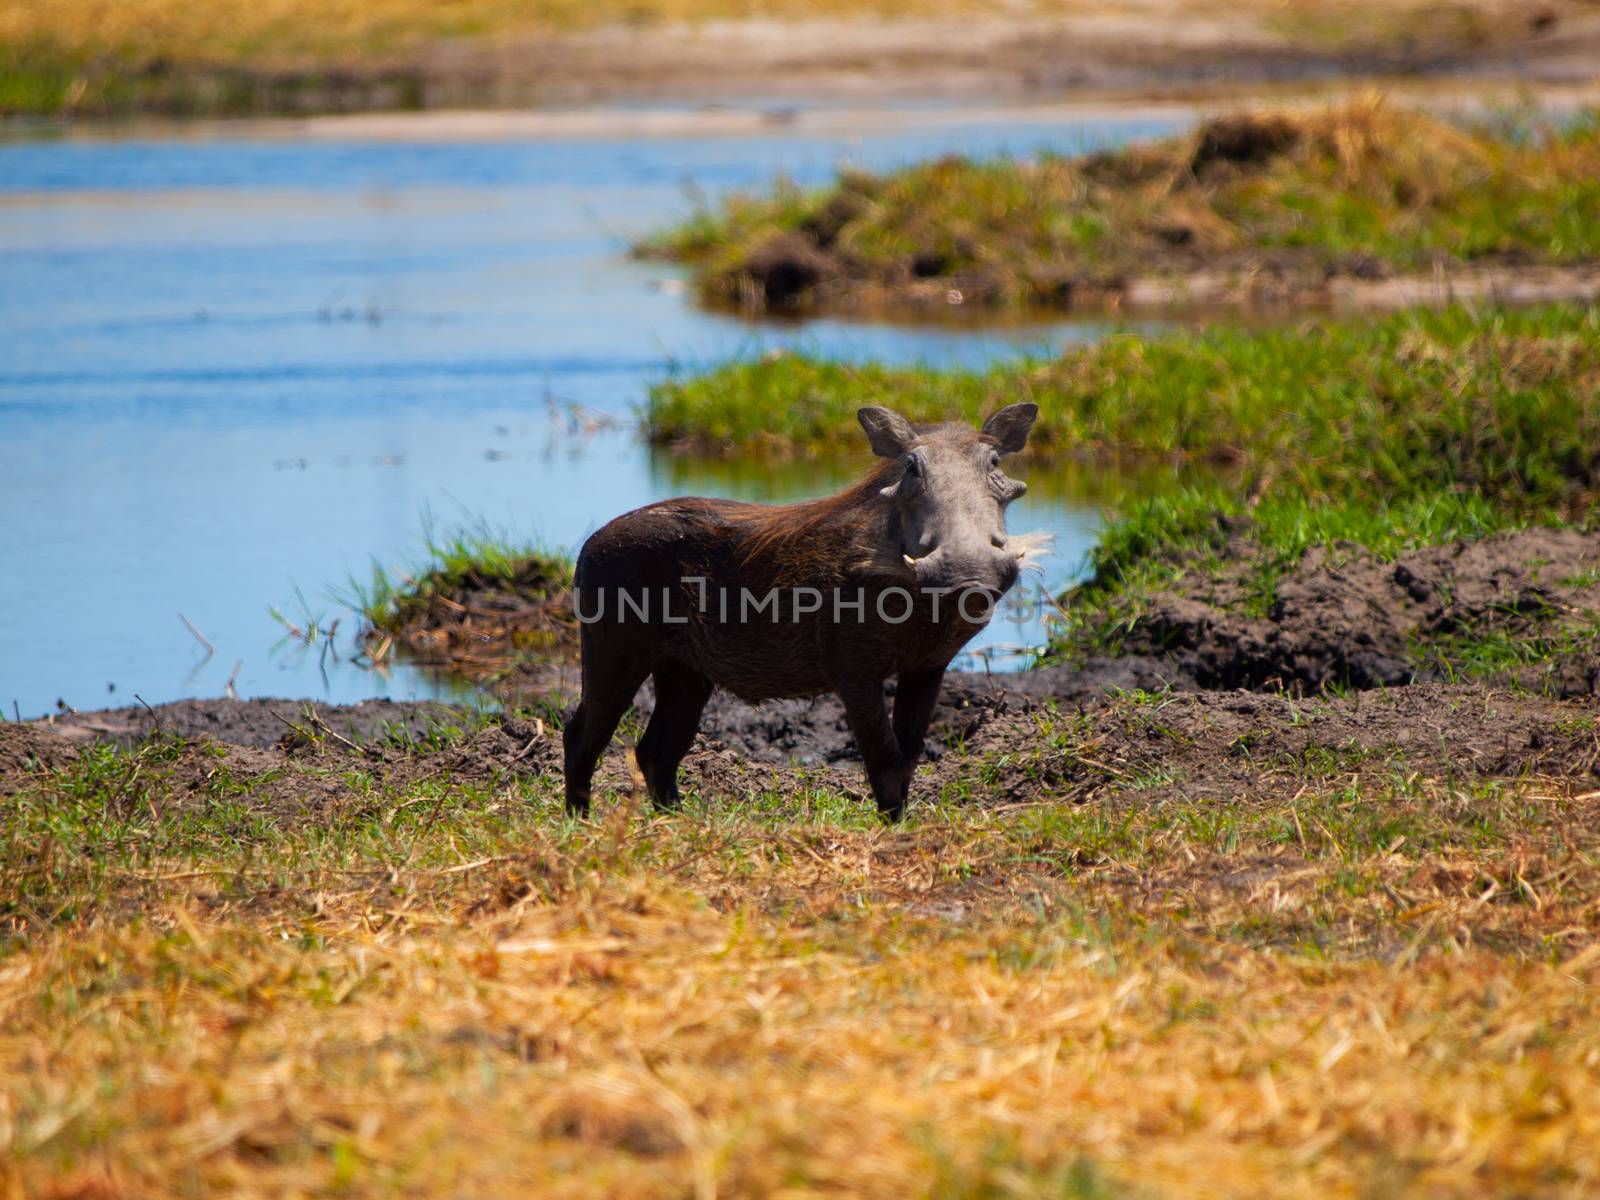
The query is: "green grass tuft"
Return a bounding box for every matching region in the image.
[649,302,1600,518]
[348,519,573,638]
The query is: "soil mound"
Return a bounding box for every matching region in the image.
[44,697,462,751]
[739,231,846,309]
[1112,526,1600,696]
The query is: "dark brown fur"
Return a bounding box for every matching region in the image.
[563,406,1038,819]
[737,460,903,578]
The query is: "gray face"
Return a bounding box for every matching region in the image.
[858,403,1038,602]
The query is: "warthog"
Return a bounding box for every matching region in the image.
[564,403,1045,819]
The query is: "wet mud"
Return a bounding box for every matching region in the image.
[1093,525,1600,698]
[18,525,1599,813]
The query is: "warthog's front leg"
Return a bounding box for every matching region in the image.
[832,674,913,821]
[892,665,946,771]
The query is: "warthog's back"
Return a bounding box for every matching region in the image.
[575,495,840,701]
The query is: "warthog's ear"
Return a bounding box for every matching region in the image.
[857,406,918,458]
[981,403,1039,454]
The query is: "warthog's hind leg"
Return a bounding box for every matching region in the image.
[563,635,650,817]
[635,662,714,811]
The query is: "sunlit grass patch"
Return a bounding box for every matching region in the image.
[647,301,1600,698]
[1420,612,1600,692]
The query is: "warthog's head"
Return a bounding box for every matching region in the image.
[859,403,1048,606]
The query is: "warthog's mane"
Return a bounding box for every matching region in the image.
[735,457,904,582]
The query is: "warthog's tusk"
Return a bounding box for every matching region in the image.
[903,553,917,567]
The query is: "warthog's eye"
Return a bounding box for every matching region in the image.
[986,449,1001,471]
[903,453,924,479]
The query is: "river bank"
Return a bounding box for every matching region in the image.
[7,0,1600,117]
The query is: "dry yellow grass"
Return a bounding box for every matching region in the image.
[3,711,1600,1198]
[0,0,1092,64]
[9,886,1600,1197]
[4,0,1587,115]
[0,0,1573,66]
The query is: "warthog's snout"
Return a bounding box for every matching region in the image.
[903,543,1023,604]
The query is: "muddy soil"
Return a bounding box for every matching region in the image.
[369,524,1600,737]
[18,675,1599,820]
[662,673,1600,805]
[1091,525,1600,698]
[31,666,1141,767]
[30,522,1593,794]
[40,697,469,752]
[0,725,85,781]
[20,524,1600,811]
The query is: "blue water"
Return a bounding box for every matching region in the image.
[0,109,1189,716]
